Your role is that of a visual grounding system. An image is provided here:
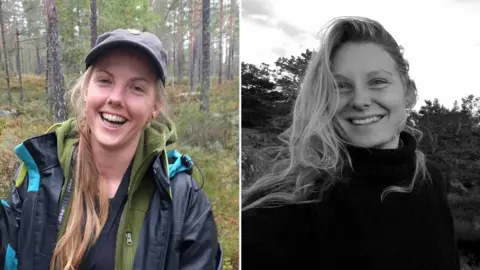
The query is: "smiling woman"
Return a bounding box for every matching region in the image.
[242,17,460,270]
[0,29,222,270]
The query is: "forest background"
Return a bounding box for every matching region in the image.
[0,0,240,269]
[242,50,480,270]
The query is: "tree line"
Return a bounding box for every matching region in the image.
[242,50,480,266]
[0,0,239,120]
[241,49,480,194]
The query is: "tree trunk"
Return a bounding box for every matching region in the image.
[177,0,184,84]
[0,0,12,107]
[35,44,42,74]
[218,0,223,84]
[227,0,234,80]
[229,33,234,80]
[47,0,67,122]
[172,7,177,88]
[200,0,210,112]
[8,55,14,75]
[90,0,97,48]
[225,0,230,82]
[197,30,202,84]
[15,21,24,106]
[0,33,3,71]
[45,0,52,110]
[189,0,195,92]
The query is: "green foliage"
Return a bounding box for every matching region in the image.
[56,0,163,75]
[98,0,162,32]
[0,74,239,270]
[171,79,239,269]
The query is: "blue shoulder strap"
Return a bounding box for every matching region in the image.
[167,150,193,179]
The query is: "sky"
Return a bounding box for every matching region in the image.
[241,0,480,110]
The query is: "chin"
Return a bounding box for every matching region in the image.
[92,130,125,149]
[90,117,128,149]
[348,134,398,149]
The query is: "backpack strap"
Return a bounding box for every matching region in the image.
[167,150,193,179]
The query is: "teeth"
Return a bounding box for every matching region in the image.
[101,112,127,123]
[351,116,381,125]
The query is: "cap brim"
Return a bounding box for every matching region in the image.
[85,40,165,85]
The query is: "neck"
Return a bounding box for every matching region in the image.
[91,136,139,181]
[372,134,401,149]
[345,131,417,185]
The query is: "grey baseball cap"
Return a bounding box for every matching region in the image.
[85,29,168,86]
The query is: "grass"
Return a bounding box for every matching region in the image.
[0,74,239,270]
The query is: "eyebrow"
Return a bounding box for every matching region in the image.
[333,74,351,81]
[367,69,393,77]
[334,69,394,80]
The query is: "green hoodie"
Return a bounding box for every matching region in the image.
[53,117,177,269]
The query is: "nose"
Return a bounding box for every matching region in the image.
[349,86,372,110]
[106,83,126,107]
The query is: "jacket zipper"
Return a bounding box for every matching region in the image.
[154,158,173,270]
[126,232,133,246]
[125,209,135,268]
[158,205,172,270]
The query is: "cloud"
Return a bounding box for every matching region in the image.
[272,47,288,57]
[242,1,310,42]
[277,20,306,37]
[242,0,274,17]
[245,16,275,28]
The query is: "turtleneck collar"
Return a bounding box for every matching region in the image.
[344,131,417,186]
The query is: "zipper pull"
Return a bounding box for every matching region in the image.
[126,232,133,246]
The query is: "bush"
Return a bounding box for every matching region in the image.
[0,74,240,270]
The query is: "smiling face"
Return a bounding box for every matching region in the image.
[332,42,409,149]
[84,49,161,151]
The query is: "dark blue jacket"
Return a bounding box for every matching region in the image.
[0,131,223,269]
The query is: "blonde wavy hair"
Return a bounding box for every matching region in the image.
[243,16,430,210]
[50,57,169,270]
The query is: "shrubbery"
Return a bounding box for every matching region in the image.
[0,75,239,269]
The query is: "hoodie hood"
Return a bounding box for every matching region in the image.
[54,117,177,195]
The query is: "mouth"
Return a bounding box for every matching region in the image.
[347,115,385,126]
[100,112,128,128]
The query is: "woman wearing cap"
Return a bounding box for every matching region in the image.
[242,17,459,270]
[0,29,222,270]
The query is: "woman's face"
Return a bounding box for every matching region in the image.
[84,50,161,151]
[332,42,408,149]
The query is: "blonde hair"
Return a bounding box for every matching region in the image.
[50,63,169,269]
[243,16,430,210]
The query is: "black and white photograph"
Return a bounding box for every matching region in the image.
[241,0,480,269]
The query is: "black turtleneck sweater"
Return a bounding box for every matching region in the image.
[242,132,460,270]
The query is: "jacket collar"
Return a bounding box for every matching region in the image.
[15,132,172,198]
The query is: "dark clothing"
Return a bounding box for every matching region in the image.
[242,132,460,270]
[80,165,131,270]
[0,129,223,270]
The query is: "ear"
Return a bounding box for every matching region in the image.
[83,82,90,103]
[405,91,415,109]
[404,79,417,109]
[152,99,162,118]
[404,89,413,109]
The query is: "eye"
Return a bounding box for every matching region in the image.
[336,82,352,93]
[96,77,111,85]
[130,85,145,92]
[370,79,389,88]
